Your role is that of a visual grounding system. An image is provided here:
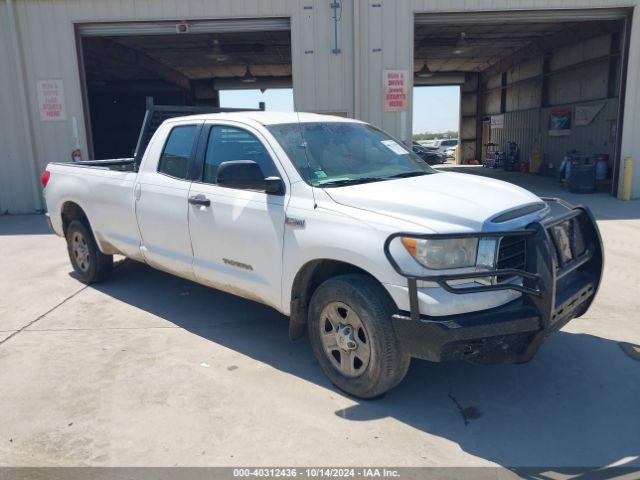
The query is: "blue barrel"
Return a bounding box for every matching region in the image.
[595,161,608,181]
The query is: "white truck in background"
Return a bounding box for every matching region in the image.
[43,111,603,398]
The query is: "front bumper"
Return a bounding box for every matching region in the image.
[384,198,604,364]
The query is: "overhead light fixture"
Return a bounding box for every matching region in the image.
[211,39,227,62]
[454,32,468,54]
[417,63,433,78]
[241,66,257,83]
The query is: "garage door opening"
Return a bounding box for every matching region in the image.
[414,9,631,195]
[77,18,292,160]
[219,88,294,111]
[412,86,460,164]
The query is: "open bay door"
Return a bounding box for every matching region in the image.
[76,17,292,159]
[414,8,630,195]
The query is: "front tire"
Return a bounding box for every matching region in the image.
[65,220,113,284]
[308,274,410,398]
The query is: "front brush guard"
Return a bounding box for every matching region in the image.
[383,198,604,336]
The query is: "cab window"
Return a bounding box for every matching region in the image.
[202,125,277,184]
[158,125,198,179]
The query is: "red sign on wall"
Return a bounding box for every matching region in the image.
[37,79,67,121]
[383,70,409,112]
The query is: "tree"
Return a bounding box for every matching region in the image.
[413,130,458,141]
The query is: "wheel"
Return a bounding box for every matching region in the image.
[308,274,410,398]
[65,220,113,284]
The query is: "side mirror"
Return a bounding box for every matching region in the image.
[217,160,284,195]
[265,176,284,195]
[217,160,266,191]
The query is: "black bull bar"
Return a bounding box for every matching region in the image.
[383,198,604,359]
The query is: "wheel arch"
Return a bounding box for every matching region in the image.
[288,259,396,340]
[61,201,90,235]
[60,201,117,255]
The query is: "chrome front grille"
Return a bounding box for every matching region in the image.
[497,236,527,282]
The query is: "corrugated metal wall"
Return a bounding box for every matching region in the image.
[488,33,621,168]
[460,74,479,162]
[0,1,40,214]
[364,0,639,198]
[490,108,542,165]
[0,0,356,213]
[491,99,619,167]
[543,99,619,164]
[2,0,640,213]
[360,0,638,143]
[620,2,640,198]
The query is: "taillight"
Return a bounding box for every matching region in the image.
[41,170,51,187]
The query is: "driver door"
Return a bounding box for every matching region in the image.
[187,122,287,310]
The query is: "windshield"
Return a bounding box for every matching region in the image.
[266,122,435,187]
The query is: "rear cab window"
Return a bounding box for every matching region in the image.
[158,125,198,179]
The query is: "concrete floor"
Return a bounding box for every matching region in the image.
[1,170,639,468]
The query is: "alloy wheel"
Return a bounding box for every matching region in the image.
[319,301,371,378]
[72,232,90,272]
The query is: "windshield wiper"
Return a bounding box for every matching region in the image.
[316,177,384,188]
[317,171,429,188]
[385,171,430,179]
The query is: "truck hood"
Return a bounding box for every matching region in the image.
[324,172,544,233]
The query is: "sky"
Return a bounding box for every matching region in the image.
[220,85,460,134]
[412,86,460,134]
[220,89,294,112]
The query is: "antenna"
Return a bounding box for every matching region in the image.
[296,111,317,208]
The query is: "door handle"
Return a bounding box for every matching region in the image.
[188,195,211,207]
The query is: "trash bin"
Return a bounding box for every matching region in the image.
[568,156,596,193]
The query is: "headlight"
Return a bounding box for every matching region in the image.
[401,237,478,270]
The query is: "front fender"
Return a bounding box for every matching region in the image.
[281,205,406,317]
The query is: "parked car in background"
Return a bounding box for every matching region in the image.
[412,143,446,165]
[417,140,437,149]
[433,139,459,156]
[444,145,457,159]
[415,138,458,158]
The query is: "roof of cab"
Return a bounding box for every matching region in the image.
[165,111,364,126]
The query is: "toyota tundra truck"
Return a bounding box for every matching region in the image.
[42,111,603,398]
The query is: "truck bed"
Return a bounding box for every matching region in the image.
[45,159,142,260]
[60,158,137,172]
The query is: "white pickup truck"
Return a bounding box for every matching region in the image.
[43,112,603,398]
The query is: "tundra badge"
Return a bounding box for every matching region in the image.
[285,216,306,229]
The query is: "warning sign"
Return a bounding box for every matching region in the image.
[383,70,409,112]
[37,79,66,121]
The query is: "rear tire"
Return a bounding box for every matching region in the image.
[308,274,410,398]
[65,220,113,284]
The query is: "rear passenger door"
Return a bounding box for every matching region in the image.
[135,122,201,279]
[187,122,287,309]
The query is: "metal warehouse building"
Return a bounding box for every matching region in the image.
[2,0,640,213]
